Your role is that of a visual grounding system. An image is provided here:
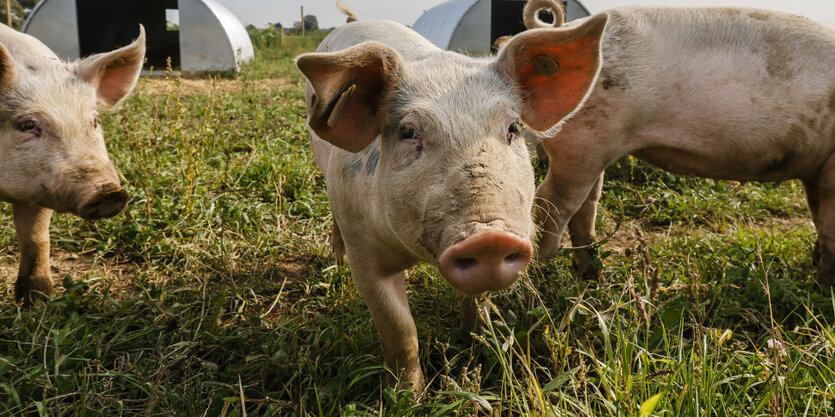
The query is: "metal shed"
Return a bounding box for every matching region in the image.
[412,0,590,53]
[22,0,254,73]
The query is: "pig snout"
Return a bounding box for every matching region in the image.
[438,230,533,295]
[78,182,128,220]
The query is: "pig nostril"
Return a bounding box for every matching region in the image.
[505,252,526,263]
[455,258,478,270]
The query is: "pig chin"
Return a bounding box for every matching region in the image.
[434,221,534,295]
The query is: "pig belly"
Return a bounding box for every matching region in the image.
[633,143,831,182]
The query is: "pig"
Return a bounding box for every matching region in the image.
[295,9,607,389]
[0,25,146,304]
[521,1,835,285]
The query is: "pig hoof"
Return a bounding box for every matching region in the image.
[14,278,55,306]
[572,259,603,282]
[390,369,425,395]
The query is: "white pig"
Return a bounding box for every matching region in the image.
[0,25,146,304]
[523,3,835,285]
[296,11,607,389]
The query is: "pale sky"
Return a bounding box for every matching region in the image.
[212,0,835,30]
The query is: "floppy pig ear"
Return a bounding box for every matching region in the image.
[75,25,146,108]
[498,13,607,131]
[0,42,17,91]
[296,41,404,153]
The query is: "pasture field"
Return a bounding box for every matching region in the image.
[0,32,833,416]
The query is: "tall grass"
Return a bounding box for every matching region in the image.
[0,33,832,416]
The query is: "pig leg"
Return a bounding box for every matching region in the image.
[13,203,54,304]
[460,293,488,333]
[803,181,822,266]
[567,173,605,280]
[535,167,607,261]
[331,219,347,265]
[351,263,424,390]
[813,155,835,286]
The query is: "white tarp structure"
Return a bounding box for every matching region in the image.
[413,0,589,52]
[22,0,254,73]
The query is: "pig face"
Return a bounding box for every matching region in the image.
[0,26,146,220]
[375,55,537,294]
[297,15,606,294]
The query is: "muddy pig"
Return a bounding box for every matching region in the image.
[295,7,607,390]
[0,25,145,304]
[520,2,835,285]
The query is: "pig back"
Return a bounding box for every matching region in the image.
[570,7,835,181]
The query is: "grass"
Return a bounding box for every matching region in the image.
[0,32,833,416]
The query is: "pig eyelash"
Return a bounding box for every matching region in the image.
[93,115,100,129]
[15,118,41,137]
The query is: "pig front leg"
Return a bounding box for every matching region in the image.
[13,203,54,304]
[567,173,605,280]
[535,167,606,263]
[802,181,822,266]
[331,218,347,265]
[460,293,488,333]
[350,260,424,391]
[807,166,835,286]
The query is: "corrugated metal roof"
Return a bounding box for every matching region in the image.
[412,0,480,49]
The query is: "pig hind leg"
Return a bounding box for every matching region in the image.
[567,173,605,280]
[13,204,55,305]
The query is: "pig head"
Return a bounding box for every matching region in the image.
[0,25,145,303]
[296,15,605,390]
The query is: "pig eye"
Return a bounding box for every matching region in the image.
[92,115,100,129]
[507,120,522,144]
[400,126,420,141]
[16,118,41,136]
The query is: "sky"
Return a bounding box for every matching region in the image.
[212,0,835,30]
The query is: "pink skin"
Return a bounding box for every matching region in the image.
[439,230,533,295]
[0,25,146,304]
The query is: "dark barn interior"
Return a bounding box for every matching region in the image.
[76,0,180,68]
[490,0,567,47]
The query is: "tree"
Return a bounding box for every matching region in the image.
[303,14,318,32]
[292,14,318,34]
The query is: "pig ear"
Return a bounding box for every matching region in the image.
[0,42,17,91]
[296,41,404,153]
[497,13,607,131]
[75,25,146,108]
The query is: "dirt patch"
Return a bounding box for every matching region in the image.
[1,250,139,301]
[136,77,290,95]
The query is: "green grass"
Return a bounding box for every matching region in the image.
[1,33,833,416]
